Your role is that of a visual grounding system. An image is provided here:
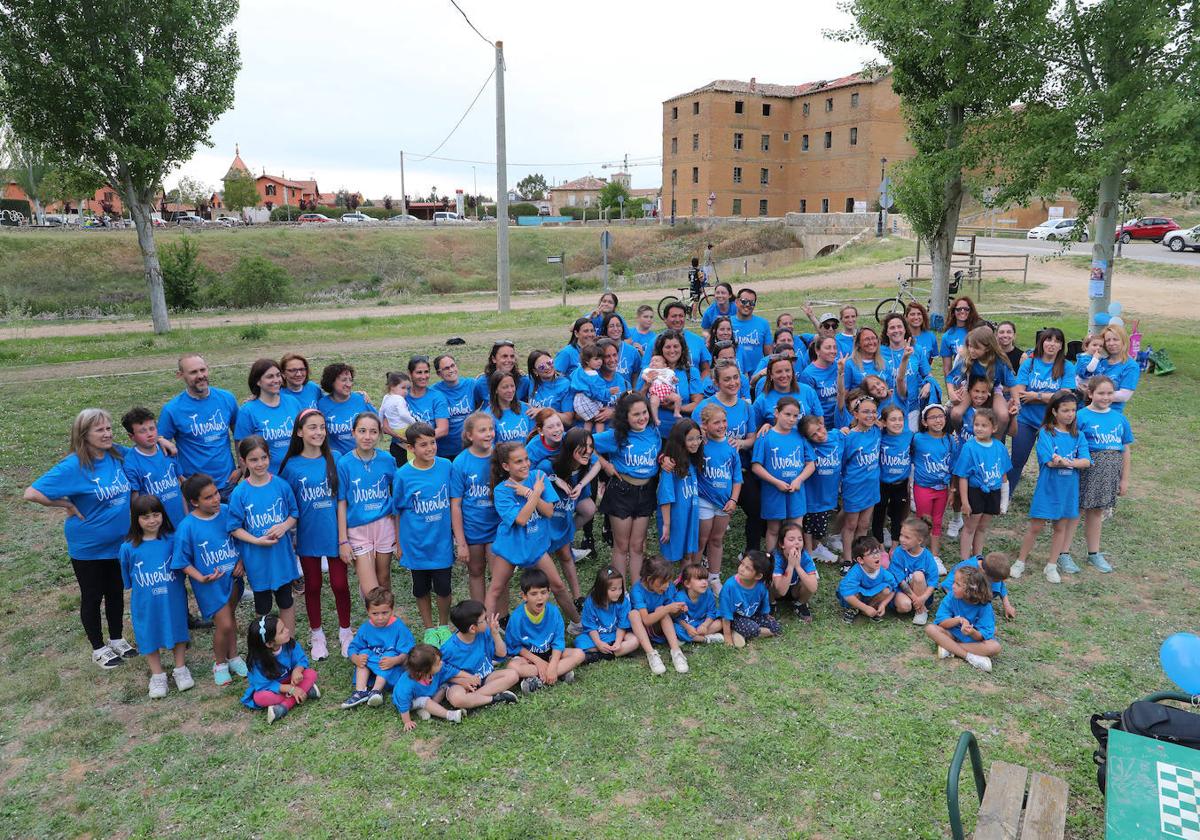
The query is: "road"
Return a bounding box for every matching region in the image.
[974,236,1200,267]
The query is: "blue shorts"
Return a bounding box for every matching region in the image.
[760,482,807,521]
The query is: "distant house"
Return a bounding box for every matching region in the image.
[222,146,322,211]
[547,175,607,214]
[2,181,124,218]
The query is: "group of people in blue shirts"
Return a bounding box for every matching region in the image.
[25,287,1140,716]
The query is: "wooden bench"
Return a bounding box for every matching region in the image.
[947,731,1069,840]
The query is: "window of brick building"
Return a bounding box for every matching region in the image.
[691,167,699,184]
[851,92,860,107]
[850,127,858,146]
[799,199,807,213]
[821,198,829,213]
[732,199,742,215]
[692,133,699,151]
[693,101,699,115]
[845,197,856,212]
[761,134,770,152]
[733,166,742,184]
[824,131,832,149]
[783,132,790,142]
[759,199,769,216]
[266,184,276,196]
[803,102,810,116]
[825,97,833,112]
[760,168,769,185]
[734,100,744,114]
[733,132,743,150]
[691,198,698,214]
[762,103,771,117]
[671,137,677,154]
[672,106,678,119]
[802,134,809,151]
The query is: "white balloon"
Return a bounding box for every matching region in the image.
[1108,301,1123,315]
[1109,316,1124,328]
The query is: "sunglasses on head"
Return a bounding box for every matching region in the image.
[493,340,515,349]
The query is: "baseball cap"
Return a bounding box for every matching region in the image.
[819,312,839,325]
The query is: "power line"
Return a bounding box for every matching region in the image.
[411,66,497,162]
[448,0,494,47]
[412,152,662,168]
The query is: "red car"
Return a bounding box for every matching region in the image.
[297,213,334,224]
[1116,217,1180,243]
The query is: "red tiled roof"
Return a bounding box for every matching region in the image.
[663,69,884,103]
[549,176,607,192]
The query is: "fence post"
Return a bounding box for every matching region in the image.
[561,253,567,306]
[1023,254,1028,285]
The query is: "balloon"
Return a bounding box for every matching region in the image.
[1160,633,1200,695]
[1109,316,1124,328]
[1094,313,1111,326]
[1108,301,1123,315]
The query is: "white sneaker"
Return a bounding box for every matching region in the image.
[1009,560,1025,579]
[707,573,723,594]
[310,628,328,662]
[339,626,355,657]
[827,534,844,553]
[670,648,689,674]
[571,548,591,562]
[446,709,464,724]
[108,637,138,658]
[172,666,195,691]
[415,708,431,720]
[945,514,964,539]
[92,645,122,669]
[646,651,667,675]
[732,631,747,649]
[321,556,329,573]
[882,532,893,550]
[704,633,725,644]
[1103,506,1114,521]
[933,555,947,576]
[912,610,929,626]
[937,646,952,659]
[1044,563,1061,584]
[813,544,838,564]
[148,672,169,699]
[999,481,1010,514]
[966,653,993,673]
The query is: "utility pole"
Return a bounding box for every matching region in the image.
[495,40,510,313]
[399,150,408,217]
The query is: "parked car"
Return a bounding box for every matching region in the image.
[212,215,243,227]
[387,214,421,223]
[432,211,464,223]
[1115,217,1179,243]
[479,214,496,221]
[340,212,377,224]
[173,213,208,226]
[1027,218,1088,241]
[297,213,335,223]
[1162,224,1200,252]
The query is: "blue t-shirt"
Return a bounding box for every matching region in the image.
[695,395,753,449]
[283,381,323,412]
[1076,407,1134,452]
[279,454,339,557]
[614,343,642,386]
[450,450,500,545]
[33,449,133,560]
[805,429,844,513]
[730,314,773,373]
[120,536,188,653]
[545,464,592,551]
[524,437,559,474]
[879,430,914,484]
[524,375,573,414]
[844,357,891,393]
[492,470,559,567]
[594,427,661,479]
[432,380,476,460]
[889,546,939,586]
[798,362,840,426]
[948,357,1015,391]
[628,329,656,357]
[391,667,450,714]
[589,310,629,336]
[553,344,583,377]
[836,563,897,606]
[841,426,882,509]
[317,392,375,457]
[881,346,933,414]
[157,388,239,487]
[348,617,416,684]
[1094,358,1140,413]
[718,577,771,619]
[835,332,856,358]
[122,446,186,530]
[642,331,712,372]
[912,433,956,490]
[647,366,703,438]
[935,594,996,643]
[911,330,939,366]
[698,438,741,508]
[393,458,453,571]
[336,449,396,528]
[941,556,1008,599]
[672,585,718,638]
[575,594,632,649]
[656,465,700,561]
[1016,357,1077,427]
[227,476,298,592]
[940,326,968,360]
[953,437,1012,492]
[772,548,817,587]
[1029,428,1089,521]
[701,301,734,329]
[493,405,534,444]
[570,366,613,404]
[751,386,822,431]
[406,389,450,434]
[505,602,566,654]
[752,429,815,484]
[171,507,239,620]
[233,394,301,471]
[241,641,309,708]
[440,632,496,679]
[631,580,675,616]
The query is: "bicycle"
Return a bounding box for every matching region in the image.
[657,270,712,322]
[874,271,964,323]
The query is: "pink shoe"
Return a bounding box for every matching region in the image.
[339,626,354,657]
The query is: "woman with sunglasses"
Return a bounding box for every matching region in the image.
[473,340,519,409]
[940,296,982,378]
[553,318,597,378]
[405,356,449,445]
[431,353,476,461]
[523,349,574,426]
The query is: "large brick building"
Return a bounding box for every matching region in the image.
[662,70,913,219]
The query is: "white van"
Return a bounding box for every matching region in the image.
[433,211,463,223]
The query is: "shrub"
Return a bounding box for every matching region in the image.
[508,202,540,218]
[159,235,201,310]
[227,256,292,308]
[239,322,268,341]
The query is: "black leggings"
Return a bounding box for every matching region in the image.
[71,558,125,650]
[871,480,910,544]
[738,470,764,552]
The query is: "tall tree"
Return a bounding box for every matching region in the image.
[222,170,259,212]
[832,0,1052,325]
[175,176,213,216]
[516,172,548,200]
[0,0,240,333]
[599,180,632,219]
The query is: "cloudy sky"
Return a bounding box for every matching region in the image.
[173,0,881,200]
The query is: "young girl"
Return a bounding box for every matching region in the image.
[121,495,192,697]
[172,473,246,686]
[657,419,703,566]
[952,408,1012,561]
[695,360,757,565]
[489,370,534,444]
[545,428,603,606]
[229,436,300,634]
[379,371,415,467]
[1073,333,1106,393]
[279,409,351,660]
[925,564,1000,673]
[719,550,780,647]
[839,395,882,568]
[476,340,520,408]
[948,326,1014,438]
[701,281,735,331]
[872,406,914,549]
[771,522,818,622]
[317,363,375,456]
[570,344,616,432]
[672,562,724,643]
[946,376,994,539]
[911,404,956,562]
[336,412,397,599]
[696,404,742,587]
[889,517,939,625]
[630,557,690,674]
[1008,327,1076,497]
[450,412,500,604]
[488,442,581,624]
[393,423,455,642]
[391,643,462,729]
[1076,376,1134,574]
[574,566,656,665]
[751,397,816,554]
[1016,391,1091,584]
[801,415,843,564]
[241,614,320,724]
[594,393,662,582]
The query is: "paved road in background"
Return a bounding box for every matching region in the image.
[974,236,1200,267]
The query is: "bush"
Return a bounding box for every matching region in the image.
[239,322,268,341]
[227,256,292,308]
[159,235,201,309]
[508,202,540,218]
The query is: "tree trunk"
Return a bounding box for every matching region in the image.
[928,170,964,327]
[1088,165,1122,333]
[122,173,170,334]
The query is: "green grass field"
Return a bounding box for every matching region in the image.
[0,282,1196,838]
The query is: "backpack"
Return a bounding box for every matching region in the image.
[1091,699,1200,793]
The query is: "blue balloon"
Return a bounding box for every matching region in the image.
[1160,633,1200,694]
[1094,313,1111,326]
[1108,301,1123,315]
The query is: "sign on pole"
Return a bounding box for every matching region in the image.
[548,253,566,305]
[878,177,895,210]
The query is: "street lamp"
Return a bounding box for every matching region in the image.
[877,157,887,236]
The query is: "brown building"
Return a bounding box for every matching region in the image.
[662,70,913,219]
[547,175,607,215]
[223,146,323,210]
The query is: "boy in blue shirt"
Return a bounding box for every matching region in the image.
[441,600,519,710]
[837,536,896,624]
[503,568,586,694]
[391,643,463,730]
[342,587,416,709]
[940,552,1016,620]
[121,407,187,528]
[719,550,781,648]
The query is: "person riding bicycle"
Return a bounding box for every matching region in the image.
[688,257,706,299]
